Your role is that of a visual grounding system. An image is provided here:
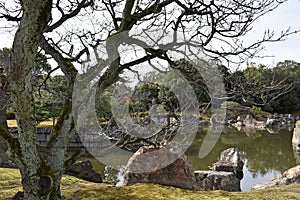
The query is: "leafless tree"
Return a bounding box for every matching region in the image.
[0,0,298,199]
[224,65,294,106]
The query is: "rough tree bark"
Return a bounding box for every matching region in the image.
[7,0,54,199]
[40,36,78,199]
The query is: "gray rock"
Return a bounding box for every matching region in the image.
[252,165,300,190]
[266,118,277,126]
[287,114,295,124]
[244,115,256,127]
[292,121,300,152]
[66,160,103,183]
[195,170,241,192]
[251,178,280,191]
[123,146,199,190]
[236,116,242,122]
[279,165,300,185]
[212,148,244,179]
[235,121,244,127]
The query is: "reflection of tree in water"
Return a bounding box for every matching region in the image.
[186,127,233,170]
[188,127,296,177]
[187,140,228,170]
[230,129,296,177]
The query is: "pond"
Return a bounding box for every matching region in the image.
[186,126,298,191]
[80,126,300,192]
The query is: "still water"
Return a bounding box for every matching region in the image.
[82,126,299,191]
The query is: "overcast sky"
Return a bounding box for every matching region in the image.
[245,0,300,66]
[1,0,299,68]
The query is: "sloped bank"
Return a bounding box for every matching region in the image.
[1,168,300,200]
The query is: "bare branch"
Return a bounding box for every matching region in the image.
[45,0,94,32]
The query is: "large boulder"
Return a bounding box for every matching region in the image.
[279,165,300,185]
[66,160,103,183]
[212,148,244,179]
[123,146,199,190]
[292,121,300,152]
[195,170,241,192]
[252,165,300,190]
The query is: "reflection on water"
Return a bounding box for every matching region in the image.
[187,126,297,191]
[82,126,298,191]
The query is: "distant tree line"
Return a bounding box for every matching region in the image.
[1,48,298,127]
[226,60,300,114]
[127,60,300,116]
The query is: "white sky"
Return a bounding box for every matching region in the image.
[244,0,300,67]
[0,0,299,68]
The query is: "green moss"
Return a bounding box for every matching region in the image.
[1,168,300,200]
[69,183,300,200]
[138,112,148,118]
[222,101,271,121]
[35,148,58,196]
[64,58,78,79]
[0,126,24,166]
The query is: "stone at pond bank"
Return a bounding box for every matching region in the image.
[194,170,241,192]
[251,178,280,191]
[244,115,256,127]
[123,146,199,190]
[212,148,244,179]
[292,120,300,152]
[65,160,103,183]
[280,165,300,185]
[123,146,244,192]
[226,112,298,130]
[252,165,300,190]
[192,148,243,192]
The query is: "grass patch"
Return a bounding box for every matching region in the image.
[1,168,300,200]
[7,120,18,128]
[0,168,22,199]
[7,120,54,128]
[37,120,54,128]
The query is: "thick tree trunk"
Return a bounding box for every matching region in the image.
[20,170,61,200]
[9,0,54,199]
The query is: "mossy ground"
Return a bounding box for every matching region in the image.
[1,168,300,200]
